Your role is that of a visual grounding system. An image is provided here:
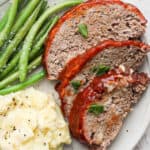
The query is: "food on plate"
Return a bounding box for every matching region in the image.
[43,1,150,149]
[0,70,46,95]
[18,0,83,82]
[56,40,150,116]
[0,0,150,149]
[0,0,82,95]
[0,0,19,47]
[69,66,150,150]
[0,88,71,150]
[0,56,42,90]
[44,0,147,80]
[0,6,10,32]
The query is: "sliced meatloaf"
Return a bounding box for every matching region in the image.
[56,40,150,116]
[69,66,150,150]
[44,0,147,80]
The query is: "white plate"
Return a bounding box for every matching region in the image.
[0,0,150,150]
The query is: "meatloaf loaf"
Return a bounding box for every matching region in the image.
[69,66,150,150]
[56,40,150,116]
[44,0,147,80]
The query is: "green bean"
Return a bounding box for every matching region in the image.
[34,19,52,44]
[0,52,20,80]
[0,48,43,80]
[0,19,47,79]
[19,0,83,82]
[33,1,50,44]
[0,69,45,95]
[31,16,59,59]
[0,0,25,50]
[18,0,29,12]
[0,55,42,90]
[10,0,41,37]
[38,0,48,16]
[0,16,58,80]
[0,41,23,72]
[0,6,10,32]
[29,55,42,71]
[0,1,42,69]
[0,0,19,47]
[0,0,40,51]
[0,36,40,79]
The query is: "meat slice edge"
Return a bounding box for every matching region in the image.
[69,66,150,149]
[56,40,150,116]
[44,0,147,80]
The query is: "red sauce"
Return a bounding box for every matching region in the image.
[55,78,69,114]
[56,40,150,114]
[69,68,149,143]
[59,40,149,81]
[69,68,121,141]
[44,0,147,79]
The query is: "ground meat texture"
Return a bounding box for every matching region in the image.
[44,0,147,80]
[56,41,150,117]
[83,87,142,149]
[69,67,150,149]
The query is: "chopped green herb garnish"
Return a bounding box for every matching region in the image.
[78,23,88,38]
[71,80,81,92]
[92,65,110,76]
[92,66,98,73]
[88,104,104,115]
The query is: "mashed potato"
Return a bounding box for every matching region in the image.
[0,88,71,150]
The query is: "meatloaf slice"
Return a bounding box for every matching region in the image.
[44,0,147,80]
[69,66,150,150]
[56,40,150,116]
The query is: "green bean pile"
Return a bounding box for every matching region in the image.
[0,0,83,95]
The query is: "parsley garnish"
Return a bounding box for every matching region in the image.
[88,104,104,115]
[71,80,81,92]
[78,23,88,38]
[92,65,110,76]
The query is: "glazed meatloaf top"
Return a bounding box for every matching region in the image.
[69,66,150,150]
[56,40,150,116]
[44,0,147,80]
